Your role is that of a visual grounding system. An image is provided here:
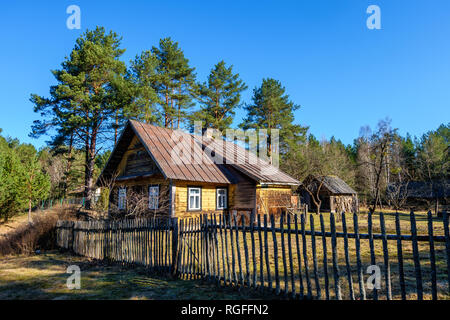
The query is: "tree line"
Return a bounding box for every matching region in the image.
[0,26,446,220]
[30,26,306,209]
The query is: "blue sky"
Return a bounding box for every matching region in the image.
[1,0,449,148]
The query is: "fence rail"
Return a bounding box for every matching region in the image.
[56,210,450,300]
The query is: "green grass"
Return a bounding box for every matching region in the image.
[0,251,271,300]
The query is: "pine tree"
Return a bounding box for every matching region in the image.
[192,61,247,132]
[30,26,127,209]
[17,145,50,223]
[0,136,26,221]
[240,78,307,162]
[128,50,160,125]
[151,38,196,128]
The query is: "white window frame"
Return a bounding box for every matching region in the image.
[188,187,201,211]
[118,187,126,210]
[216,188,227,210]
[148,185,159,210]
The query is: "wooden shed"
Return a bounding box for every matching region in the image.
[298,175,358,213]
[97,120,300,219]
[386,180,449,213]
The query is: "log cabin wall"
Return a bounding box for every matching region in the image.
[174,181,230,218]
[256,185,293,215]
[226,166,256,212]
[116,135,159,177]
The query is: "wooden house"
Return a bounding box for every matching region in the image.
[97,120,300,219]
[298,175,358,213]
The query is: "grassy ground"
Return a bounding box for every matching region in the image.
[0,251,270,300]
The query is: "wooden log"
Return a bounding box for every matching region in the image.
[263,215,272,291]
[219,214,226,285]
[192,218,196,278]
[294,214,305,299]
[330,212,342,300]
[320,214,330,300]
[181,219,187,278]
[171,218,178,276]
[201,216,206,279]
[341,212,355,300]
[153,219,157,271]
[192,218,197,279]
[280,213,289,296]
[199,215,204,278]
[234,215,244,287]
[443,211,450,296]
[198,217,202,279]
[205,215,212,281]
[379,212,392,300]
[186,218,191,279]
[209,215,215,281]
[270,214,280,295]
[223,214,231,284]
[153,219,156,268]
[156,218,159,271]
[160,218,164,271]
[250,212,257,288]
[187,218,193,279]
[367,211,378,300]
[310,213,321,299]
[165,219,170,271]
[213,214,220,285]
[353,213,366,300]
[242,214,250,287]
[229,214,237,286]
[287,214,296,299]
[301,213,313,299]
[192,217,198,279]
[257,214,264,290]
[410,210,423,300]
[427,211,437,300]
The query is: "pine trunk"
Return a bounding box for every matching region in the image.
[84,132,97,210]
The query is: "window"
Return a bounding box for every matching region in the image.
[188,187,201,211]
[118,188,126,210]
[149,185,159,210]
[216,188,227,209]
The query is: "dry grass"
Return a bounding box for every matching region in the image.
[0,206,78,256]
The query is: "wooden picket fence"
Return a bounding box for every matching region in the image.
[57,218,178,273]
[56,211,450,300]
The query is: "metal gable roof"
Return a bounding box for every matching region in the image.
[99,120,300,185]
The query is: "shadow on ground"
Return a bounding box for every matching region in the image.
[0,251,274,300]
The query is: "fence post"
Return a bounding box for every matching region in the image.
[442,211,450,296]
[204,214,211,282]
[70,221,75,252]
[410,210,423,300]
[171,217,179,278]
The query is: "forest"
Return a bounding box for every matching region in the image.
[0,26,448,221]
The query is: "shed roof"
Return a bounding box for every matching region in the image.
[303,175,357,195]
[99,120,300,186]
